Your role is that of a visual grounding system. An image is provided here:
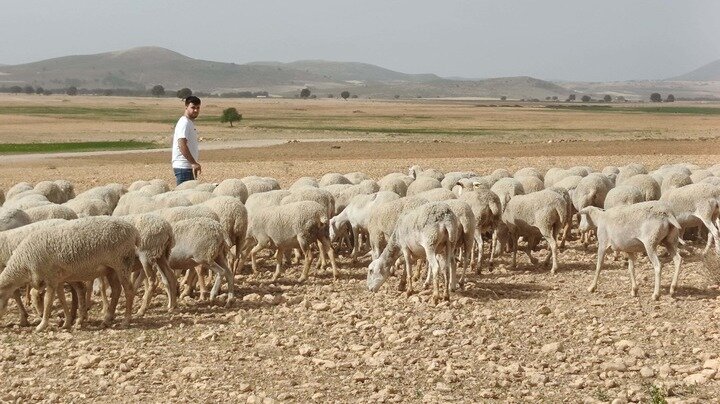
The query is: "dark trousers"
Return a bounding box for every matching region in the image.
[173,168,194,185]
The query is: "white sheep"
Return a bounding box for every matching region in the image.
[604,185,645,209]
[690,169,713,184]
[240,201,337,282]
[514,167,543,181]
[377,175,408,197]
[24,204,79,222]
[213,178,249,203]
[409,165,444,182]
[0,207,32,231]
[200,196,249,273]
[412,187,457,202]
[242,176,281,196]
[443,199,476,288]
[441,171,478,190]
[0,216,139,331]
[579,201,682,300]
[245,190,292,215]
[621,174,661,201]
[344,172,370,185]
[53,180,75,202]
[326,180,379,214]
[490,177,524,211]
[289,177,319,190]
[501,189,568,273]
[174,179,201,190]
[128,180,152,191]
[75,184,127,211]
[406,176,442,196]
[6,182,34,200]
[63,198,112,217]
[660,172,692,195]
[459,188,502,271]
[367,201,459,304]
[660,183,720,253]
[616,164,647,185]
[367,197,429,259]
[319,173,352,187]
[516,175,545,194]
[3,192,51,210]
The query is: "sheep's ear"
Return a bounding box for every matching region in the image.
[472,181,482,189]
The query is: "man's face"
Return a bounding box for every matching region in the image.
[185,103,201,120]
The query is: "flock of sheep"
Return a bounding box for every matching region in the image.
[0,161,719,332]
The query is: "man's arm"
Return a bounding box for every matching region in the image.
[178,138,202,177]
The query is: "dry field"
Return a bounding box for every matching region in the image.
[1,96,720,403]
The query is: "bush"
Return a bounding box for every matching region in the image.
[177,88,192,99]
[500,96,507,101]
[650,93,662,102]
[151,84,165,97]
[66,86,78,96]
[568,94,576,101]
[300,88,311,98]
[603,95,612,102]
[220,107,242,127]
[666,94,675,102]
[340,90,350,100]
[581,95,591,102]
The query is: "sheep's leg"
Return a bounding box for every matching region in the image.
[587,241,608,293]
[30,288,43,316]
[644,243,663,301]
[35,283,56,332]
[511,236,518,270]
[271,248,285,282]
[626,252,638,297]
[350,225,360,262]
[488,230,497,267]
[56,287,72,330]
[103,273,121,326]
[473,229,484,274]
[137,258,156,318]
[179,269,197,300]
[425,246,441,305]
[195,266,208,301]
[700,217,720,254]
[542,232,559,274]
[208,254,234,305]
[402,249,414,296]
[157,258,178,312]
[249,243,265,274]
[13,290,29,327]
[316,240,327,270]
[667,243,683,297]
[559,219,572,249]
[320,236,339,280]
[522,240,538,268]
[299,247,314,282]
[115,272,135,327]
[98,276,110,315]
[73,282,88,328]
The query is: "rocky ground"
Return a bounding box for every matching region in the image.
[1,140,720,403]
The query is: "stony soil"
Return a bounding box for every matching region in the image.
[1,139,719,403]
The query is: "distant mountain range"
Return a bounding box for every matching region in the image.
[0,46,717,100]
[670,59,720,81]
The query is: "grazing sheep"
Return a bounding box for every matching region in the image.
[53,180,75,202]
[289,177,319,190]
[137,183,169,197]
[155,205,221,226]
[367,202,459,304]
[378,175,408,197]
[516,176,545,194]
[195,183,217,193]
[691,170,713,184]
[501,189,568,273]
[245,190,292,215]
[412,188,457,202]
[514,167,543,181]
[75,184,127,211]
[660,183,720,253]
[543,168,572,188]
[367,197,429,259]
[622,174,661,201]
[200,196,249,273]
[380,172,414,188]
[579,202,682,300]
[242,176,281,196]
[567,166,591,177]
[572,173,613,214]
[409,165,444,182]
[443,199,476,288]
[342,172,368,185]
[326,180,380,214]
[616,163,647,185]
[487,168,512,184]
[128,180,152,192]
[701,176,720,187]
[604,185,645,209]
[459,188,502,271]
[174,180,201,191]
[170,218,234,304]
[0,217,139,331]
[319,173,352,187]
[441,171,478,190]
[113,193,161,215]
[0,208,32,231]
[660,172,692,195]
[24,204,78,222]
[282,188,335,220]
[63,198,112,217]
[3,192,51,210]
[152,192,193,209]
[213,179,249,203]
[241,201,337,281]
[490,177,524,211]
[6,182,34,201]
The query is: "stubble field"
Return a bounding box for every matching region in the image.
[0,95,720,403]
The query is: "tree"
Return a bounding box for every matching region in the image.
[650,92,662,102]
[220,107,242,127]
[9,86,22,94]
[581,95,591,102]
[35,87,44,95]
[177,88,192,99]
[603,94,612,102]
[500,96,507,101]
[666,94,675,102]
[151,84,165,97]
[23,85,34,94]
[568,94,576,101]
[340,90,350,100]
[617,96,626,102]
[551,96,558,101]
[300,88,311,98]
[66,86,78,96]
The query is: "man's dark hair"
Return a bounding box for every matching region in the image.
[184,95,201,106]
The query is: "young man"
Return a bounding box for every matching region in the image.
[172,96,202,185]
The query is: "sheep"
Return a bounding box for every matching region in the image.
[213,179,249,203]
[567,166,591,177]
[63,197,112,217]
[659,183,720,253]
[543,168,572,188]
[621,174,661,201]
[579,202,682,300]
[367,197,429,259]
[200,196,249,273]
[240,201,337,282]
[516,176,545,194]
[380,172,415,188]
[32,181,65,205]
[701,176,720,187]
[119,214,177,316]
[53,180,75,202]
[0,219,68,326]
[326,180,380,214]
[616,163,647,185]
[572,173,613,216]
[691,169,713,184]
[6,182,34,200]
[24,204,79,222]
[137,183,169,197]
[319,173,352,187]
[459,188,502,271]
[490,177,524,211]
[501,189,568,273]
[443,199,476,288]
[604,185,645,209]
[514,167,543,181]
[367,202,459,304]
[660,172,692,195]
[155,205,221,226]
[128,180,152,192]
[170,218,234,304]
[0,208,32,231]
[602,166,620,176]
[708,163,720,177]
[151,192,193,209]
[3,192,51,210]
[245,190,292,215]
[194,183,216,193]
[344,172,370,185]
[175,179,201,190]
[487,168,512,184]
[113,193,161,215]
[75,184,127,211]
[329,191,400,260]
[441,171,478,190]
[412,188,457,202]
[547,186,575,248]
[289,177,319,190]
[409,165,444,182]
[0,188,4,207]
[282,188,335,220]
[0,216,139,331]
[242,176,281,196]
[377,175,408,197]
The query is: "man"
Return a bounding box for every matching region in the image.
[172,96,202,185]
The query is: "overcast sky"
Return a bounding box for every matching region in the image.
[2,1,719,82]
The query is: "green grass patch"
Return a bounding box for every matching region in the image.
[0,140,160,154]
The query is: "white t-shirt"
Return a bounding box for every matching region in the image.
[171,116,199,169]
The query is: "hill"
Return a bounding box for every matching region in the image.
[670,58,720,81]
[0,46,572,99]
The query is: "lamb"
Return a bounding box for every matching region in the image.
[240,201,337,281]
[24,204,79,222]
[329,191,400,260]
[319,173,352,187]
[501,189,568,273]
[406,176,442,196]
[170,218,235,304]
[621,174,661,201]
[409,165,444,182]
[659,183,720,253]
[604,185,645,209]
[0,208,32,231]
[579,202,682,300]
[63,197,113,217]
[213,179,249,203]
[242,176,281,196]
[119,214,177,316]
[0,216,139,331]
[367,202,459,304]
[367,197,429,259]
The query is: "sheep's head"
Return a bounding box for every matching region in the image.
[366,258,389,292]
[578,207,599,233]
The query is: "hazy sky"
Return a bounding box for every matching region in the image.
[2,1,719,81]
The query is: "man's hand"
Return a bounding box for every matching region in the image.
[191,163,202,179]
